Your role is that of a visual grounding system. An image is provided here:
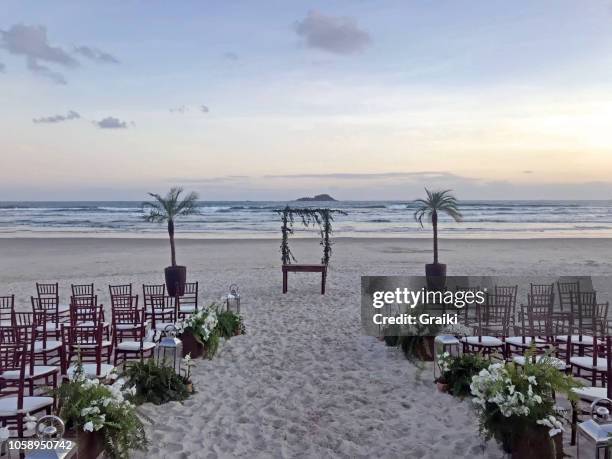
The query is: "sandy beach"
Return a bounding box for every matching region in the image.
[2,237,612,457]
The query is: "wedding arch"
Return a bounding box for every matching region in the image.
[274,206,347,294]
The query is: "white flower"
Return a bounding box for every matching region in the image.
[83,421,94,432]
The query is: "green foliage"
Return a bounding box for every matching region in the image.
[179,307,220,359]
[471,351,581,454]
[437,353,490,398]
[123,358,189,405]
[275,206,347,265]
[57,366,147,459]
[216,310,245,338]
[142,187,199,223]
[413,189,462,227]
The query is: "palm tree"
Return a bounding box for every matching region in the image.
[413,189,462,264]
[143,187,199,266]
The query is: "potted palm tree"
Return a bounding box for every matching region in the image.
[143,187,199,296]
[413,189,462,290]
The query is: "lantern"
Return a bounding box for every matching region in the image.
[225,284,240,313]
[27,415,75,458]
[156,324,182,374]
[577,398,612,458]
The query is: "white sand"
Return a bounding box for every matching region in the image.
[2,237,612,458]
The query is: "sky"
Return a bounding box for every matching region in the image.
[2,0,612,201]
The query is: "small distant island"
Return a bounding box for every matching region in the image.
[295,193,337,202]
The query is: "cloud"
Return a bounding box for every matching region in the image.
[201,105,210,113]
[94,117,128,129]
[0,62,5,73]
[0,24,78,84]
[0,24,118,83]
[26,56,67,84]
[170,105,188,113]
[73,46,119,64]
[263,171,463,181]
[294,10,371,55]
[223,52,238,61]
[33,110,80,124]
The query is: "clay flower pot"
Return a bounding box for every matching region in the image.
[436,382,449,393]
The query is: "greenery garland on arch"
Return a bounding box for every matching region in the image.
[275,206,347,265]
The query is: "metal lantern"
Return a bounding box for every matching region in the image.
[577,398,612,458]
[25,415,74,458]
[156,324,182,374]
[225,284,241,313]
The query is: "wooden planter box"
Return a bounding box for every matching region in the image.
[65,430,105,459]
[503,427,563,459]
[181,330,206,358]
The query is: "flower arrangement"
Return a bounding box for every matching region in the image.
[176,307,220,359]
[470,355,579,457]
[436,352,490,397]
[181,353,196,393]
[57,364,147,459]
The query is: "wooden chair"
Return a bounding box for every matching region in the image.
[178,282,198,318]
[109,283,133,299]
[71,283,94,299]
[112,307,154,366]
[36,282,69,320]
[0,325,59,404]
[506,284,554,356]
[495,285,518,331]
[143,284,167,324]
[0,296,15,328]
[0,343,54,439]
[461,293,512,359]
[149,296,178,332]
[61,324,114,379]
[567,291,606,386]
[558,280,580,312]
[16,311,64,368]
[30,297,63,341]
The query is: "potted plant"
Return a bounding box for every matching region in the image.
[413,189,462,290]
[216,309,245,338]
[470,355,580,458]
[176,307,220,359]
[181,353,196,393]
[143,187,199,296]
[122,358,190,405]
[57,364,148,459]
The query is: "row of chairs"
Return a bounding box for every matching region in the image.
[0,281,201,438]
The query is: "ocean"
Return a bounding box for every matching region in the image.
[1,200,612,239]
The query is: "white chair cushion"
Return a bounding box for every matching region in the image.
[36,323,59,332]
[116,341,156,352]
[76,341,112,348]
[116,323,139,330]
[570,356,608,371]
[2,366,59,380]
[556,335,601,345]
[74,321,109,328]
[180,305,196,313]
[0,396,53,416]
[505,336,548,347]
[0,320,12,327]
[435,335,460,345]
[572,386,609,402]
[461,336,503,347]
[67,363,114,379]
[513,355,567,370]
[153,322,176,331]
[34,340,62,352]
